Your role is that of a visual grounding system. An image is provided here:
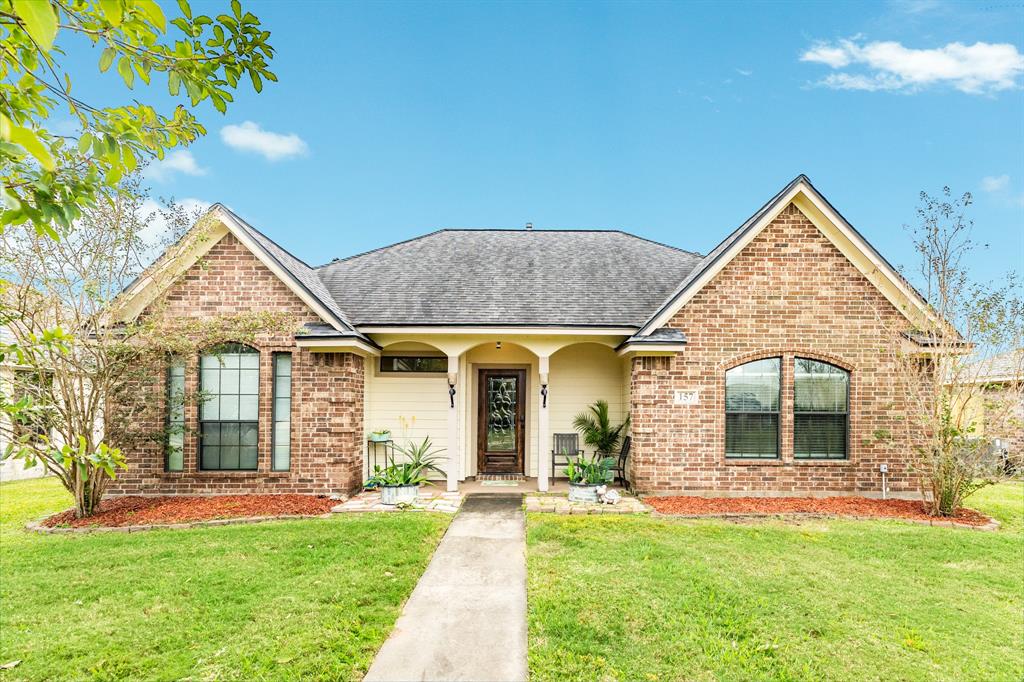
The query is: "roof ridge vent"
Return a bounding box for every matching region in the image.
[525,222,533,230]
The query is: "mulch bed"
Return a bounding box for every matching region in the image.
[643,496,993,526]
[42,495,336,528]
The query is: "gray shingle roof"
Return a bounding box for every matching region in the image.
[315,230,703,327]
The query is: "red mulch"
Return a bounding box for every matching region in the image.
[643,496,992,526]
[43,495,335,528]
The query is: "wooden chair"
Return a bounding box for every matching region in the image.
[609,436,632,488]
[551,433,583,478]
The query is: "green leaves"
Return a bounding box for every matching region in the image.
[2,0,276,237]
[99,47,116,73]
[136,0,166,31]
[1,116,54,172]
[117,56,134,88]
[98,0,124,27]
[13,0,58,51]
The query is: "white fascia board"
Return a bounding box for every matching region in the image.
[213,208,346,333]
[638,181,939,336]
[294,337,381,356]
[357,326,636,336]
[616,343,686,357]
[637,183,803,335]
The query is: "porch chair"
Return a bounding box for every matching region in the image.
[551,433,583,478]
[608,436,632,489]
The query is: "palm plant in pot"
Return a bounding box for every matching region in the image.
[364,437,445,505]
[573,399,629,455]
[570,399,630,502]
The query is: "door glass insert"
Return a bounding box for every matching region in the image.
[486,376,517,451]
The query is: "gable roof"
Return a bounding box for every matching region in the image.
[116,205,372,344]
[217,206,363,336]
[315,230,703,327]
[635,174,938,336]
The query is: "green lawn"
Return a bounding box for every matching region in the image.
[528,482,1024,682]
[0,478,450,681]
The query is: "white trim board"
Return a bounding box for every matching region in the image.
[636,177,940,337]
[115,205,348,335]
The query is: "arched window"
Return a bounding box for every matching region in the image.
[200,343,259,470]
[794,358,849,459]
[725,358,780,459]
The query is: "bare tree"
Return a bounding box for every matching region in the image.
[888,188,1023,516]
[0,177,215,516]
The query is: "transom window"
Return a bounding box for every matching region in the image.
[794,358,849,459]
[200,343,259,470]
[380,355,447,373]
[725,358,780,459]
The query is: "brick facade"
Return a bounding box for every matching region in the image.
[107,234,364,497]
[628,203,921,497]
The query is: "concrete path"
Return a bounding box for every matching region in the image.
[364,494,528,682]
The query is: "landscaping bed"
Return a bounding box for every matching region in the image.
[41,494,336,528]
[643,494,994,526]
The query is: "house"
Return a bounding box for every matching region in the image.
[0,326,51,483]
[106,175,941,499]
[959,350,1023,469]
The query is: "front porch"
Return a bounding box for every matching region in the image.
[355,332,644,493]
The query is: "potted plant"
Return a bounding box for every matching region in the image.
[364,436,445,505]
[573,399,630,456]
[369,428,392,443]
[565,452,616,502]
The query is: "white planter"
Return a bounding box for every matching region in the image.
[380,484,419,506]
[568,483,600,503]
[369,433,391,443]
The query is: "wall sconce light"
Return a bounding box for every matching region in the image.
[496,341,502,350]
[447,373,457,408]
[541,384,548,408]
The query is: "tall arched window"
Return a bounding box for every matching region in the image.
[200,343,260,470]
[725,358,780,459]
[794,358,849,459]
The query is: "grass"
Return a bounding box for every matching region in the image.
[527,482,1024,682]
[0,477,450,681]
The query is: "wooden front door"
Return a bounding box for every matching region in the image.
[477,369,526,474]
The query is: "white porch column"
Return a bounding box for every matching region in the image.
[446,354,460,492]
[537,355,550,492]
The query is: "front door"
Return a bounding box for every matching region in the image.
[477,369,526,474]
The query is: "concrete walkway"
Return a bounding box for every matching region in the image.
[364,494,528,682]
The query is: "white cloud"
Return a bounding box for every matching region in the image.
[800,39,1024,94]
[981,174,1010,192]
[145,150,207,181]
[220,121,308,161]
[735,68,753,77]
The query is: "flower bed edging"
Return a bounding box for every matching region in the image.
[647,511,1000,531]
[25,512,332,535]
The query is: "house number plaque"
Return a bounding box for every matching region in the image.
[673,389,699,406]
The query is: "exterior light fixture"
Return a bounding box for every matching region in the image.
[496,341,502,350]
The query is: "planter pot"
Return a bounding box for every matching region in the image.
[568,483,601,503]
[380,484,419,506]
[369,433,391,443]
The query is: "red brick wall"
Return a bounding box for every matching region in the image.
[629,203,922,498]
[107,233,364,497]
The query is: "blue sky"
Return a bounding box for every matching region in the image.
[76,0,1023,281]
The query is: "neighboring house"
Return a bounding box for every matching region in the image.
[107,175,942,499]
[0,326,49,482]
[960,350,1023,465]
